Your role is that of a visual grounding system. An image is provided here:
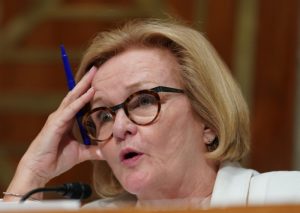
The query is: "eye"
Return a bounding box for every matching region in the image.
[127,93,157,112]
[86,120,96,128]
[96,110,113,123]
[130,93,157,109]
[139,94,156,106]
[85,120,96,131]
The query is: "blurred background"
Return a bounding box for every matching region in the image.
[0,0,299,202]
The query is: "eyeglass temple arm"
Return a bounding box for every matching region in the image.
[152,86,184,93]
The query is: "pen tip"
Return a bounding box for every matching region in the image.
[60,44,66,55]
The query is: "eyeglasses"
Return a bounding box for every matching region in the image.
[82,86,184,142]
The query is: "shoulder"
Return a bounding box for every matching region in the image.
[82,193,137,209]
[211,161,258,207]
[249,170,300,205]
[211,162,300,207]
[216,161,258,178]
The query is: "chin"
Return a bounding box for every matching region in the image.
[122,170,151,195]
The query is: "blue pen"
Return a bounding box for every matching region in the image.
[60,44,91,145]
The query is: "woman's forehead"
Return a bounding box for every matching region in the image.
[92,47,182,90]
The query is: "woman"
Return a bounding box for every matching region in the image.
[3,19,300,209]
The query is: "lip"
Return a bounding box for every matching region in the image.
[119,148,144,167]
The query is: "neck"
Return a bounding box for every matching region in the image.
[137,160,218,209]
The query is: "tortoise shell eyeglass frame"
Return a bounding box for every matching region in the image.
[82,86,184,142]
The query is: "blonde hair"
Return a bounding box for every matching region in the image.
[76,18,250,198]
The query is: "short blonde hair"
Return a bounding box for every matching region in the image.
[76,18,250,198]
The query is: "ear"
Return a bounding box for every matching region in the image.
[203,125,217,145]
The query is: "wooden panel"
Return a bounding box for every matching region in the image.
[64,0,135,7]
[0,113,47,143]
[205,0,237,69]
[19,20,129,48]
[0,0,33,26]
[250,0,299,172]
[0,64,65,92]
[164,0,197,23]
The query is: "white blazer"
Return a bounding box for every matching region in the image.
[83,162,300,209]
[211,162,300,207]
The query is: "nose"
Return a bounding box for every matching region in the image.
[112,109,137,141]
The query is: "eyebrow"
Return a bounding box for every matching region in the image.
[91,81,157,108]
[125,82,153,91]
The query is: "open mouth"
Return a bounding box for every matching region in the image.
[124,152,140,159]
[120,148,143,162]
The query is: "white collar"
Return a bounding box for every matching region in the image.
[210,161,258,207]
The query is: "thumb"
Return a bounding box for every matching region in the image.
[79,145,105,162]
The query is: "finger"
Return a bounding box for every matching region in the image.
[59,86,94,124]
[78,144,104,162]
[59,66,97,109]
[60,66,97,108]
[43,87,94,140]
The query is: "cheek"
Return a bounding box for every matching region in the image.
[146,101,205,153]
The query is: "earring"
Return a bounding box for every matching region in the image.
[206,137,219,152]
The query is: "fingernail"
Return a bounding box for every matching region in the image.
[89,66,97,73]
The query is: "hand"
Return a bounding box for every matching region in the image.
[4,67,103,201]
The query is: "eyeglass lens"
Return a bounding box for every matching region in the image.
[84,91,160,141]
